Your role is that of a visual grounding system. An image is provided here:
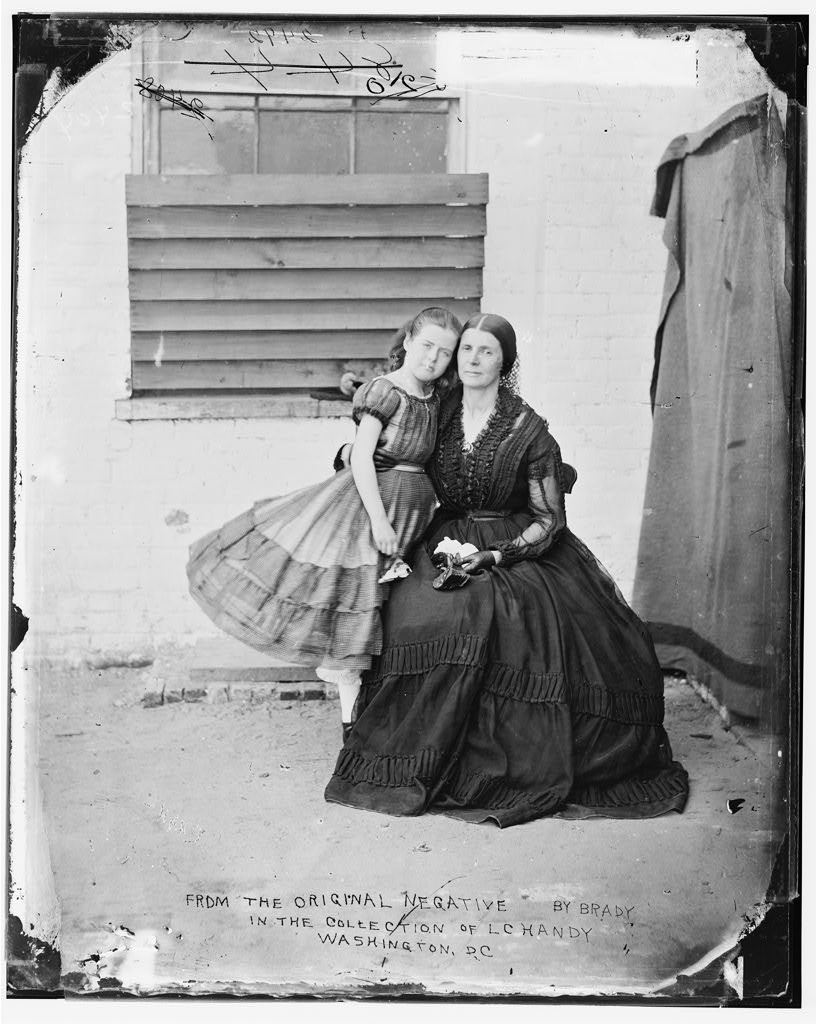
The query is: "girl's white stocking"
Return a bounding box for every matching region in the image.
[337,678,361,723]
[316,667,362,723]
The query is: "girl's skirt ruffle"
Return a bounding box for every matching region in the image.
[187,467,437,670]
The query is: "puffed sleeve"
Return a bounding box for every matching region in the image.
[494,429,567,566]
[352,377,402,426]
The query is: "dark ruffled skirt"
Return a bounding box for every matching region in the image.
[324,514,689,826]
[187,467,437,672]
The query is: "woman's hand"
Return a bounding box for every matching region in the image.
[459,550,500,574]
[371,515,399,556]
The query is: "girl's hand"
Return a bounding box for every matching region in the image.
[460,550,499,574]
[371,516,399,556]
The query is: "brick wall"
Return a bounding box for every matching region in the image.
[465,28,775,586]
[13,29,775,663]
[14,52,357,665]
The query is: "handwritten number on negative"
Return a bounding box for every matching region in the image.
[247,27,318,46]
[134,79,214,124]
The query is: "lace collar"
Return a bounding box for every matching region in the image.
[452,386,522,454]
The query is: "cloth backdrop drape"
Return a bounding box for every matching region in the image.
[632,94,796,725]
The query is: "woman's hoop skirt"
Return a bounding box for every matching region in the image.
[325,512,690,824]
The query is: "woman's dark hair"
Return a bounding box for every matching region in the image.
[461,313,517,375]
[387,306,463,376]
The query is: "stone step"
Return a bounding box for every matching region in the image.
[189,636,323,684]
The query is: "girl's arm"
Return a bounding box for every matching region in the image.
[350,414,399,556]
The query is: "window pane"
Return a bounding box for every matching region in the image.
[160,108,255,173]
[258,111,351,174]
[355,112,447,173]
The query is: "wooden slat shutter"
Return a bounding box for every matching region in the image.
[125,174,487,398]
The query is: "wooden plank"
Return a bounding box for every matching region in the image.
[128,237,486,270]
[127,204,487,239]
[190,666,326,684]
[132,331,392,362]
[116,394,352,421]
[126,173,489,207]
[129,268,483,301]
[131,298,479,332]
[132,359,384,391]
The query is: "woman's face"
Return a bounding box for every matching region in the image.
[457,328,504,389]
[403,324,458,385]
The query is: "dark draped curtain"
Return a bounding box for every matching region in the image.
[633,95,799,726]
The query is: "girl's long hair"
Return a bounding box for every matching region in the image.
[387,306,464,390]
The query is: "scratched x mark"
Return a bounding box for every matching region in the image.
[184,42,446,103]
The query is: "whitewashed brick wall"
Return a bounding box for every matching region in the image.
[467,29,775,587]
[14,51,356,665]
[14,30,775,663]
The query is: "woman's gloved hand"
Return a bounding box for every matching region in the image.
[431,552,470,590]
[459,550,500,574]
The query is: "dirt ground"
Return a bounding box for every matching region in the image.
[21,662,789,1001]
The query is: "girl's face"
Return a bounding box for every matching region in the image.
[403,324,458,384]
[457,329,504,389]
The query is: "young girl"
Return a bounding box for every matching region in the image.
[187,307,461,739]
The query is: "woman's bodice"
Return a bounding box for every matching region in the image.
[430,387,560,509]
[428,386,567,564]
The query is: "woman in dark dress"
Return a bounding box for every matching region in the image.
[325,314,689,827]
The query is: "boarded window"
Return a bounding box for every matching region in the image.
[125,173,487,401]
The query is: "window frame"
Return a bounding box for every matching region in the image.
[145,93,461,177]
[130,36,468,178]
[120,36,473,422]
